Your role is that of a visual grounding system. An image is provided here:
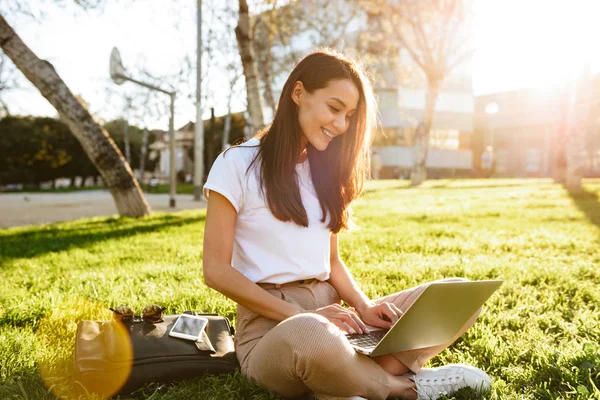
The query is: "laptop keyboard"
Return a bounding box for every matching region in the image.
[346,330,388,350]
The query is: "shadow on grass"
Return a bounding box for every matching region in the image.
[568,188,600,229]
[424,182,542,191]
[0,213,205,264]
[363,183,408,194]
[0,368,277,400]
[363,181,544,194]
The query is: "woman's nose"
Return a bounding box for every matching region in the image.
[333,114,348,133]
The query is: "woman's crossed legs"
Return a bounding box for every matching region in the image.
[243,278,480,399]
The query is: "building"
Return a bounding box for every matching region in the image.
[475,75,600,178]
[372,48,474,178]
[148,112,247,182]
[148,122,194,181]
[256,0,476,178]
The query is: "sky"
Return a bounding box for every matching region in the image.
[2,0,600,130]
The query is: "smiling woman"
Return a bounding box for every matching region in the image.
[292,78,359,152]
[201,49,495,400]
[249,50,375,232]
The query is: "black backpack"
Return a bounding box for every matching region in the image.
[74,313,239,398]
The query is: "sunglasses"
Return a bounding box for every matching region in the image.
[109,304,165,324]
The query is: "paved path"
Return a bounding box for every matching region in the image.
[0,191,206,228]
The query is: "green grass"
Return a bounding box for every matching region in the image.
[146,183,195,194]
[1,178,600,399]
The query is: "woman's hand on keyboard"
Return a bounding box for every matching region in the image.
[311,304,369,335]
[356,302,403,329]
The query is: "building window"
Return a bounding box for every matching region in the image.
[495,148,509,173]
[373,127,397,146]
[525,148,542,173]
[588,149,600,172]
[429,129,460,150]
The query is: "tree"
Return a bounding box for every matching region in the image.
[236,0,266,137]
[215,1,244,149]
[0,13,150,216]
[252,0,360,116]
[0,116,100,187]
[0,116,58,186]
[564,66,592,190]
[0,52,20,116]
[367,0,473,185]
[104,118,156,173]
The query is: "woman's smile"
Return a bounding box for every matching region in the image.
[322,127,336,140]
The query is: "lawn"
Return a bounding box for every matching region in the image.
[1,179,599,399]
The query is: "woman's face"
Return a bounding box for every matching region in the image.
[292,78,360,152]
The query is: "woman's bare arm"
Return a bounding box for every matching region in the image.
[328,233,373,314]
[202,191,303,322]
[328,234,403,329]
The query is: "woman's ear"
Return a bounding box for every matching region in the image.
[291,81,304,106]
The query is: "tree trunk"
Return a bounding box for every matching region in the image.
[0,14,151,216]
[410,79,440,186]
[566,128,585,190]
[235,0,265,138]
[222,111,232,150]
[554,89,569,184]
[261,50,277,113]
[564,67,591,190]
[222,73,236,150]
[253,15,276,114]
[1,102,9,116]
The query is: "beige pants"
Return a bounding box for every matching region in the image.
[235,278,479,400]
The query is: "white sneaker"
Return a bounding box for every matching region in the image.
[409,364,491,400]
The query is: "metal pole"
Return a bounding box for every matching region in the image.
[140,128,148,183]
[207,107,215,171]
[169,92,176,208]
[193,0,204,201]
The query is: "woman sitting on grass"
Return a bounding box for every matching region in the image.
[202,49,491,400]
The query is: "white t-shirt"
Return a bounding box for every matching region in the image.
[203,138,331,284]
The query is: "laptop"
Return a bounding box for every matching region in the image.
[347,280,503,357]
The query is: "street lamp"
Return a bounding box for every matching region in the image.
[110,47,177,208]
[484,102,499,148]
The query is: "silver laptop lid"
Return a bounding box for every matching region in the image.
[369,280,503,357]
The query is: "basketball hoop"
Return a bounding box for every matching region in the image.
[108,46,178,208]
[110,47,126,85]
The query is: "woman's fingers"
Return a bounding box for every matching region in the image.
[378,303,402,327]
[391,304,404,319]
[351,310,369,333]
[340,310,367,334]
[315,305,367,334]
[335,321,355,334]
[383,303,400,323]
[328,315,359,334]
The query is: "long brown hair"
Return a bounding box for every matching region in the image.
[252,48,376,233]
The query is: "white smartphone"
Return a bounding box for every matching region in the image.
[168,314,209,341]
